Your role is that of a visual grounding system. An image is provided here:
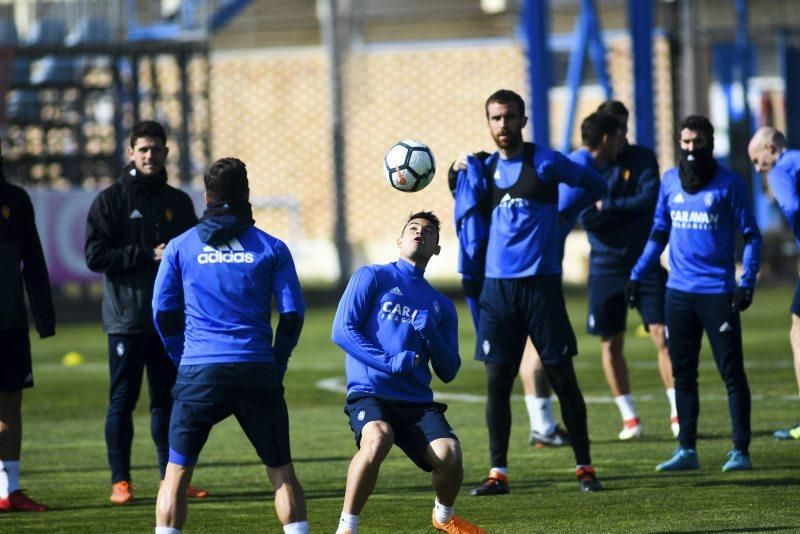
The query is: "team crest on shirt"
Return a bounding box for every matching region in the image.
[357,410,365,421]
[622,168,631,181]
[1,205,9,219]
[165,208,174,222]
[432,300,440,316]
[703,192,715,208]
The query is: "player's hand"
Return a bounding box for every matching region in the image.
[731,286,753,312]
[624,279,640,309]
[392,350,417,374]
[411,309,435,337]
[153,243,166,262]
[452,152,472,172]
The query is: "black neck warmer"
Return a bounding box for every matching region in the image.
[678,145,717,194]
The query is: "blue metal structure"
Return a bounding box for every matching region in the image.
[628,0,654,149]
[780,34,800,146]
[125,0,253,40]
[560,0,611,152]
[522,0,552,148]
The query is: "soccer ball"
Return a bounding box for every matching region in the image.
[383,140,436,192]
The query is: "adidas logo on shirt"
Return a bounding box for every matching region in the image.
[673,192,685,204]
[129,209,143,219]
[389,287,403,296]
[197,237,255,264]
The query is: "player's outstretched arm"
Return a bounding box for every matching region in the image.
[19,190,55,338]
[331,267,416,375]
[731,172,762,302]
[271,241,306,374]
[603,164,660,214]
[630,179,671,283]
[152,242,185,365]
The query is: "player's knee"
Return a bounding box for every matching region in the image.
[359,422,394,459]
[648,324,667,347]
[428,439,462,474]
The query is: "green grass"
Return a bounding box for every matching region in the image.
[5,286,800,533]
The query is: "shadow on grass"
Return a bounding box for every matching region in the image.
[653,528,799,533]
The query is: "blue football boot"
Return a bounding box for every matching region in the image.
[656,448,700,472]
[721,449,752,472]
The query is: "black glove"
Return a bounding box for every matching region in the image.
[624,279,640,309]
[731,286,753,312]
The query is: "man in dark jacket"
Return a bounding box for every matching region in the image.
[0,143,55,512]
[85,120,204,504]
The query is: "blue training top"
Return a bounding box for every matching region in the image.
[767,149,800,248]
[152,224,304,366]
[331,258,460,403]
[484,145,607,278]
[566,145,660,275]
[630,164,761,293]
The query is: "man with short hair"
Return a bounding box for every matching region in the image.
[0,142,55,512]
[629,115,761,472]
[332,211,484,534]
[464,89,607,495]
[596,101,677,438]
[565,105,675,440]
[152,157,308,534]
[85,120,205,503]
[748,126,800,440]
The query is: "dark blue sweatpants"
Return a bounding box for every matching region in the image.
[106,333,176,483]
[665,289,751,453]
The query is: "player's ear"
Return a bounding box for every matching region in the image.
[204,192,211,204]
[521,115,528,129]
[433,244,441,256]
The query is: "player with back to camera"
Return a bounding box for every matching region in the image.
[453,89,607,496]
[748,126,800,441]
[85,120,207,504]
[0,141,55,512]
[152,157,308,534]
[628,115,761,472]
[331,211,484,534]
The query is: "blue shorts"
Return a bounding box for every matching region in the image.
[169,363,291,468]
[0,330,32,392]
[791,279,800,316]
[344,394,457,472]
[587,267,666,336]
[476,275,577,365]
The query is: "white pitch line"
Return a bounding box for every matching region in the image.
[316,377,799,404]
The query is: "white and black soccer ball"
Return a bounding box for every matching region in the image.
[383,140,436,192]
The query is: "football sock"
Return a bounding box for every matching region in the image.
[0,460,20,497]
[666,388,677,418]
[283,521,309,534]
[490,467,508,477]
[614,394,638,422]
[154,528,181,534]
[434,499,454,524]
[528,396,556,435]
[337,512,359,534]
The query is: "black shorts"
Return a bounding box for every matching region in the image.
[0,330,32,392]
[476,275,577,365]
[168,363,291,468]
[791,279,800,317]
[344,394,457,472]
[587,267,666,336]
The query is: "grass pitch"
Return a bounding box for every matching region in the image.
[4,286,800,533]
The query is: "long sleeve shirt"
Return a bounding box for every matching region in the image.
[631,164,761,293]
[332,259,460,403]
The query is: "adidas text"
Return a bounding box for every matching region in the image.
[197,250,255,264]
